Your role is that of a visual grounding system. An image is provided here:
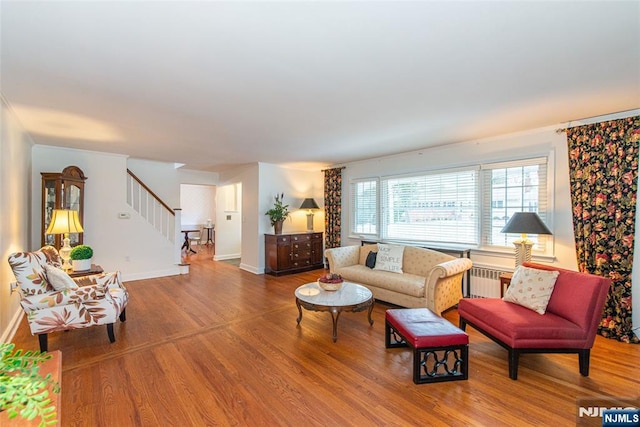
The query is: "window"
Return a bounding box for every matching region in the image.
[380,168,479,245]
[351,179,378,235]
[481,158,549,252]
[349,155,551,254]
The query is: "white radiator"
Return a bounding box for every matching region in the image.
[469,266,510,298]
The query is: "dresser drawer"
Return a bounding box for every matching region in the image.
[291,259,312,268]
[292,234,311,242]
[292,248,311,261]
[275,236,290,245]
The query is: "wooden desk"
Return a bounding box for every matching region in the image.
[0,350,61,426]
[181,227,199,254]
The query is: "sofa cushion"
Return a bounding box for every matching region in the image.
[522,262,611,333]
[503,265,559,314]
[335,265,425,298]
[374,243,404,273]
[386,308,468,348]
[458,298,587,348]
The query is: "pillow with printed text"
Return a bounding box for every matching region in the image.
[374,244,404,274]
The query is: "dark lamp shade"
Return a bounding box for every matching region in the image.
[500,212,552,235]
[299,198,319,210]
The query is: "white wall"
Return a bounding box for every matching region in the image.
[127,158,220,208]
[216,162,324,273]
[218,164,258,272]
[180,184,216,226]
[31,146,178,280]
[257,163,324,270]
[0,96,33,342]
[342,127,573,268]
[214,183,242,261]
[340,114,640,330]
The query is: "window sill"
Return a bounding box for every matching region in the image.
[472,247,556,263]
[348,236,556,263]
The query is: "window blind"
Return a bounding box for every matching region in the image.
[351,179,378,235]
[480,157,549,251]
[380,168,479,245]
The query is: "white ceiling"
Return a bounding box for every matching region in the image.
[1,1,639,172]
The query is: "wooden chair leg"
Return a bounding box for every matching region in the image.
[579,349,590,376]
[107,323,115,343]
[508,349,519,380]
[119,308,127,322]
[38,334,48,352]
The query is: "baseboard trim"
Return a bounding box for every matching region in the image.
[0,308,25,344]
[213,253,241,261]
[121,266,182,282]
[239,263,261,274]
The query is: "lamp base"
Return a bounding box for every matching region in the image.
[59,235,72,271]
[306,213,314,232]
[513,240,534,267]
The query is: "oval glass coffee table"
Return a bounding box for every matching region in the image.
[295,281,374,342]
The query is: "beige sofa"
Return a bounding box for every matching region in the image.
[325,244,472,314]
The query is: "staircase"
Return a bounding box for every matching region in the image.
[126,169,175,243]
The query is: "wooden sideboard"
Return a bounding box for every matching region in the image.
[265,232,324,276]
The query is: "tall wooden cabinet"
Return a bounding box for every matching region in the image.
[41,166,87,247]
[265,232,324,276]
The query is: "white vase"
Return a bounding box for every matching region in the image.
[72,259,92,272]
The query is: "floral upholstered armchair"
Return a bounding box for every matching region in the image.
[8,246,129,352]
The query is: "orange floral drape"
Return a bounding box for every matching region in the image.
[567,116,640,343]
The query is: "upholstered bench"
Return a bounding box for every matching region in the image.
[385,308,469,384]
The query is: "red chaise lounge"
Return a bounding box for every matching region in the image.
[458,262,611,380]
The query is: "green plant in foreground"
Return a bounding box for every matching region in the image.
[69,244,93,260]
[0,343,59,426]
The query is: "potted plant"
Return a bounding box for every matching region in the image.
[0,342,60,425]
[265,193,289,234]
[69,244,93,272]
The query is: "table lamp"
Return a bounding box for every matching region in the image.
[500,212,552,267]
[46,209,84,270]
[299,198,319,232]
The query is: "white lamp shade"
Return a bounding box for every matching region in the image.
[46,209,84,235]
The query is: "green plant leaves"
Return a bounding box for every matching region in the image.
[0,343,59,426]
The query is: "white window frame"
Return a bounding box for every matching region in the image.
[480,156,553,255]
[350,178,379,237]
[347,153,554,257]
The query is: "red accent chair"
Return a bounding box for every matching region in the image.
[458,262,610,380]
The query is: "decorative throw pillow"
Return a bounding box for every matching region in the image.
[359,244,378,265]
[365,251,377,269]
[503,265,559,314]
[374,244,404,274]
[44,264,79,291]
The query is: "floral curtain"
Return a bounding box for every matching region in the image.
[324,167,343,249]
[567,116,640,343]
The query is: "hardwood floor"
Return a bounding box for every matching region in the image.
[9,250,640,426]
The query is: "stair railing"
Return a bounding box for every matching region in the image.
[126,169,175,243]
